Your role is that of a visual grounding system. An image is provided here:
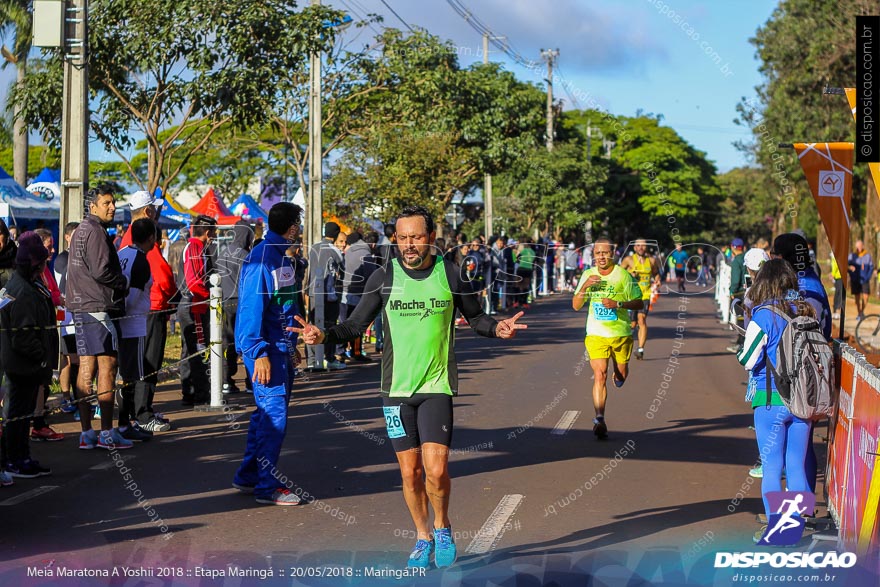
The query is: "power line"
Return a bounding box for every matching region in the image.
[378,0,415,33]
[338,0,383,37]
[445,0,537,70]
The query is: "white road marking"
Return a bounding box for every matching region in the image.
[0,486,59,506]
[465,494,524,555]
[551,410,580,435]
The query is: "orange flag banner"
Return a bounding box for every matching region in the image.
[793,142,853,289]
[845,88,880,193]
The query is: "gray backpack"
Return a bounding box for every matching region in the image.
[761,305,835,420]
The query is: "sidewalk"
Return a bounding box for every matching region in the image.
[831,292,880,355]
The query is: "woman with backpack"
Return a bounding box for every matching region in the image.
[736,259,814,544]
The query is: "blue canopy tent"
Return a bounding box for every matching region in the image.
[230,193,268,223]
[0,165,59,222]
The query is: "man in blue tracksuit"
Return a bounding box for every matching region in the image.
[232,203,303,505]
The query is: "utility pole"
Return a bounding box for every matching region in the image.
[60,0,89,242]
[540,48,558,152]
[308,0,326,368]
[483,32,493,237]
[308,0,323,254]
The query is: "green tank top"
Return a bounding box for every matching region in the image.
[384,257,456,397]
[576,264,640,338]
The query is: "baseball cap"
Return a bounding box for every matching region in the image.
[129,190,156,211]
[568,243,575,250]
[744,247,770,272]
[731,238,745,248]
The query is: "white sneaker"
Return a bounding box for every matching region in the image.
[325,360,347,370]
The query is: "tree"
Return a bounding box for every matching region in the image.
[736,0,875,238]
[0,0,31,185]
[493,141,606,241]
[324,29,546,229]
[12,0,343,194]
[129,123,281,199]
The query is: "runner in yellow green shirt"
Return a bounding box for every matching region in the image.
[573,238,644,440]
[619,238,661,360]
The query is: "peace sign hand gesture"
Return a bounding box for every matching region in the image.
[495,311,528,339]
[288,315,325,345]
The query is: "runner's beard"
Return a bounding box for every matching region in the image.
[402,249,424,268]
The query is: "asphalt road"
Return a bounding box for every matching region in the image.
[0,288,873,586]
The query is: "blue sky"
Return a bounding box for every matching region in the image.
[330,0,778,172]
[1,0,777,173]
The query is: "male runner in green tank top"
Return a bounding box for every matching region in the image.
[573,238,644,440]
[292,205,527,570]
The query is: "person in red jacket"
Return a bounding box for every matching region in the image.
[177,214,217,406]
[119,191,177,431]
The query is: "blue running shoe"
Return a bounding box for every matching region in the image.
[407,539,434,569]
[94,405,102,419]
[60,399,78,414]
[433,528,457,568]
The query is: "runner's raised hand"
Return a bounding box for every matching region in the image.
[288,314,325,345]
[495,311,528,339]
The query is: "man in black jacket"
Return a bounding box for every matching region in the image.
[67,184,131,450]
[0,232,57,477]
[216,220,254,393]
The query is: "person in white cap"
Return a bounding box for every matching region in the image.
[741,245,771,480]
[742,247,771,329]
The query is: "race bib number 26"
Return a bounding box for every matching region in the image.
[383,406,407,439]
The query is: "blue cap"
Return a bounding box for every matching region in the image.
[731,238,744,248]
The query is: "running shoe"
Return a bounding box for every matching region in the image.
[636,348,644,361]
[93,405,102,419]
[60,399,78,414]
[612,374,625,388]
[433,527,457,568]
[8,459,51,478]
[232,482,255,494]
[749,465,763,478]
[325,360,347,370]
[0,470,13,487]
[31,426,64,442]
[140,417,171,433]
[753,525,768,544]
[118,426,152,442]
[97,429,134,450]
[131,422,154,437]
[79,429,98,450]
[593,418,608,440]
[255,488,302,506]
[407,539,435,569]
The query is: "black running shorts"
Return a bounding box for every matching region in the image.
[382,393,453,452]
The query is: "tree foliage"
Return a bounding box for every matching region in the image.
[12,0,342,194]
[736,0,875,238]
[324,29,546,226]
